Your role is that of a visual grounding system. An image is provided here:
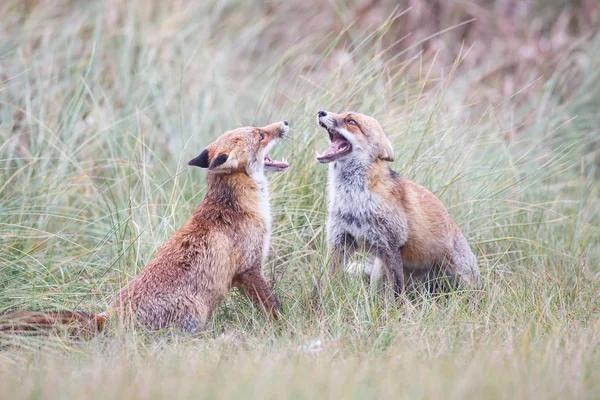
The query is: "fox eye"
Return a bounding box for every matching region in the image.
[347,119,358,126]
[259,133,265,141]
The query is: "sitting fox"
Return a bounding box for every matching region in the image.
[316,110,479,294]
[2,121,290,335]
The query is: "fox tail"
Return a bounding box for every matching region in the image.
[0,310,106,338]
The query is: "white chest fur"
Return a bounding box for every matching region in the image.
[252,170,272,260]
[327,161,380,242]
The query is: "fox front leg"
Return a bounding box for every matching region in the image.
[383,250,405,297]
[234,268,282,320]
[329,233,356,274]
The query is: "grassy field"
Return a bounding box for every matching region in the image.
[1,1,599,398]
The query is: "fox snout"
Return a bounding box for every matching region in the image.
[316,110,354,163]
[316,111,394,163]
[280,120,289,137]
[317,111,337,131]
[261,121,290,172]
[188,120,290,174]
[261,120,289,138]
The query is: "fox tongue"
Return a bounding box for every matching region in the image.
[329,138,346,153]
[317,137,349,160]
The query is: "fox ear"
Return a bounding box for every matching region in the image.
[209,153,229,170]
[188,149,210,168]
[208,150,239,172]
[378,136,394,162]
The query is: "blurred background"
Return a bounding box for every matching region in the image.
[2,1,599,181]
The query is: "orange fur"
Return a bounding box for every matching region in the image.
[1,311,104,338]
[367,162,460,269]
[2,121,289,336]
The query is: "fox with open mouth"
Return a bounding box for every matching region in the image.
[2,121,290,336]
[316,110,479,294]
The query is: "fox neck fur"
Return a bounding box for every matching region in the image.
[203,169,271,259]
[327,157,409,255]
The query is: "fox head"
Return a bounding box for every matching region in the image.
[315,111,394,164]
[188,121,289,175]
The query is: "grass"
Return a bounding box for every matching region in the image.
[1,0,599,398]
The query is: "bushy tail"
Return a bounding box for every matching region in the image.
[0,310,106,338]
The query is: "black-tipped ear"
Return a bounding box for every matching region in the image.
[209,153,229,170]
[188,149,210,168]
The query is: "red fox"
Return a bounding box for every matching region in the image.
[316,110,479,294]
[2,121,290,336]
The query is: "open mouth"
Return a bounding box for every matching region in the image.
[263,123,290,172]
[264,154,289,172]
[316,125,352,163]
